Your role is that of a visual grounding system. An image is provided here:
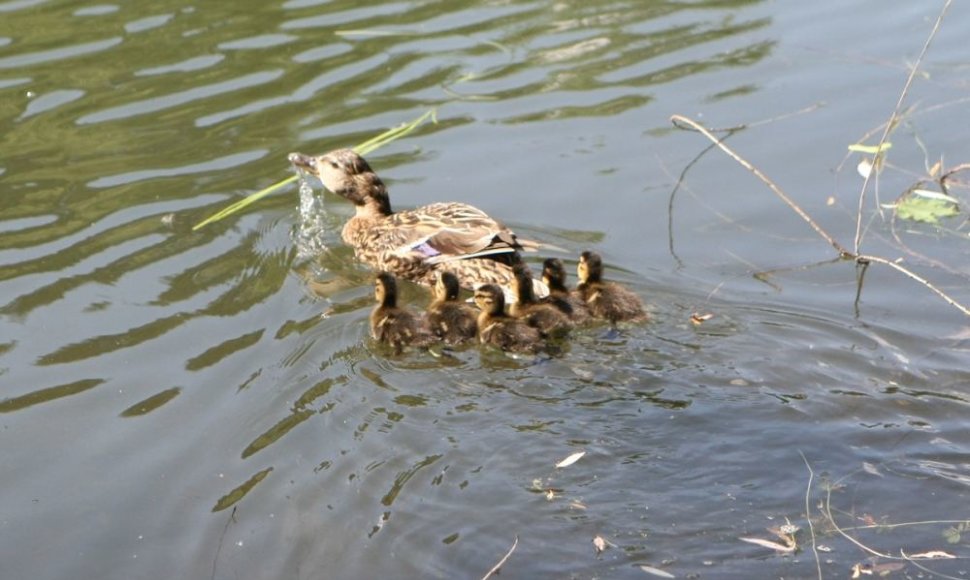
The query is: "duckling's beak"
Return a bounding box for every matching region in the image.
[288,152,320,177]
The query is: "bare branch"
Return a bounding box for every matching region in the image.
[670,114,849,256]
[853,0,955,253]
[481,535,519,580]
[857,255,970,317]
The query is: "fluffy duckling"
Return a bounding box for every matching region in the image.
[473,284,542,354]
[510,263,572,338]
[370,272,434,353]
[426,270,478,344]
[288,149,546,298]
[576,251,647,324]
[540,258,589,324]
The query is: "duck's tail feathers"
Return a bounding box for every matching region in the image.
[516,238,568,253]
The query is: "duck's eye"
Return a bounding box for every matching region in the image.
[329,160,339,169]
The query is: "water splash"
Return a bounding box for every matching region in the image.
[294,177,329,258]
[298,178,321,219]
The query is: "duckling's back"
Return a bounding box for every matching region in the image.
[427,301,478,344]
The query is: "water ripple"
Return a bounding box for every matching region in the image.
[18,89,85,119]
[87,150,267,188]
[124,13,174,34]
[5,2,967,579]
[0,0,49,13]
[0,37,122,69]
[76,70,285,124]
[135,54,225,76]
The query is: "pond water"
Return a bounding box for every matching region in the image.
[2,1,970,578]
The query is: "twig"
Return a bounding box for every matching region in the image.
[481,535,519,580]
[853,0,954,253]
[670,115,850,257]
[824,484,969,575]
[838,519,970,533]
[823,486,899,560]
[664,104,824,269]
[669,112,970,317]
[799,451,823,580]
[211,506,237,580]
[857,254,970,317]
[670,103,823,134]
[902,550,965,580]
[940,162,970,195]
[659,141,725,269]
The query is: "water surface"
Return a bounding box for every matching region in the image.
[2,1,970,578]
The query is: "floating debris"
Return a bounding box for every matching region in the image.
[555,451,586,468]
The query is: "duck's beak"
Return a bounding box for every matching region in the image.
[288,152,320,176]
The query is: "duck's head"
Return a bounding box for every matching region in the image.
[511,263,537,303]
[434,271,461,302]
[474,284,505,315]
[577,251,603,284]
[288,149,391,215]
[374,272,398,308]
[541,258,568,291]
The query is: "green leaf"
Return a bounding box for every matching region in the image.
[895,194,959,224]
[943,526,961,544]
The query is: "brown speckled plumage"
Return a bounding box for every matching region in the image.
[426,271,478,344]
[540,258,590,324]
[576,251,647,325]
[288,149,546,298]
[370,272,433,353]
[510,263,572,338]
[474,284,541,354]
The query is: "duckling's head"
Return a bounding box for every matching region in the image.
[541,258,568,291]
[577,251,603,284]
[374,272,398,308]
[434,271,461,302]
[474,284,505,315]
[288,149,391,215]
[511,263,537,303]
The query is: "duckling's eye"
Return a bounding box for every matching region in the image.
[329,160,339,169]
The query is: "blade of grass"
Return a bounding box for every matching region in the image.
[355,108,435,155]
[192,175,299,231]
[192,108,436,231]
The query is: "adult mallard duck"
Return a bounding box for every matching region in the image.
[576,251,647,324]
[510,263,572,338]
[473,284,542,354]
[288,149,547,299]
[370,272,434,353]
[540,257,589,324]
[426,270,478,344]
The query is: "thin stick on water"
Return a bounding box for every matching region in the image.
[799,451,823,580]
[669,115,849,257]
[852,0,953,254]
[481,535,519,580]
[822,486,899,560]
[857,254,970,316]
[838,519,970,533]
[901,551,965,580]
[668,113,970,317]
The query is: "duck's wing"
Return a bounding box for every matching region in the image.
[390,203,537,261]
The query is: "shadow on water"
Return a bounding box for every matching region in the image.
[2,0,970,579]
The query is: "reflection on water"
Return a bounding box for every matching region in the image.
[2,0,970,578]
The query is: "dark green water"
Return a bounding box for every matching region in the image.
[2,1,970,578]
